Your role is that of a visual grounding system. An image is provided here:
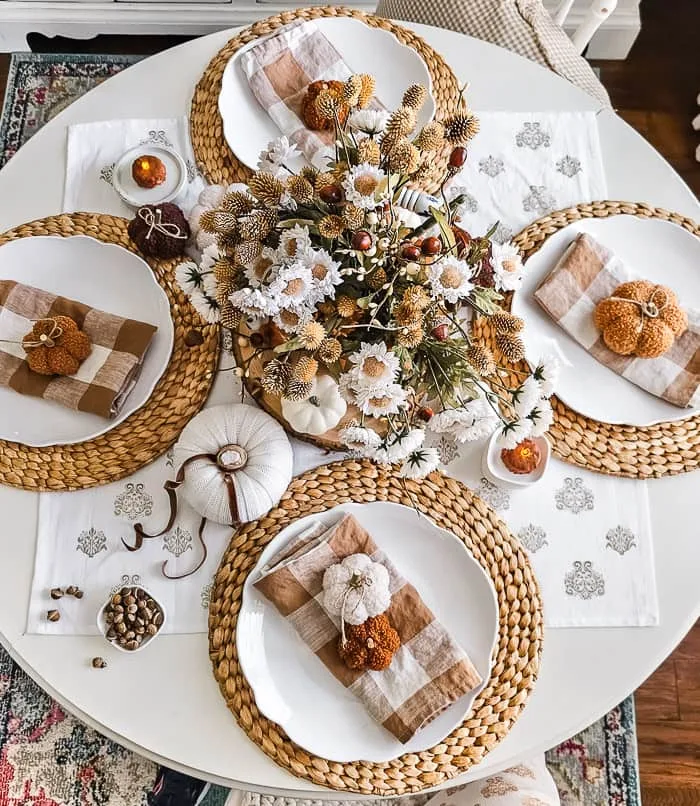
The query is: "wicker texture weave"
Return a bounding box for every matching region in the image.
[190,6,461,192]
[208,460,543,795]
[0,213,219,491]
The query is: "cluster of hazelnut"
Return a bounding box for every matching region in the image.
[101,586,165,652]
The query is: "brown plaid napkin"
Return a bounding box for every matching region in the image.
[0,280,158,418]
[534,233,700,408]
[255,513,482,744]
[240,21,359,168]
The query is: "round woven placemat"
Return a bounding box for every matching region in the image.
[190,6,460,191]
[482,200,700,479]
[209,460,543,795]
[0,213,219,491]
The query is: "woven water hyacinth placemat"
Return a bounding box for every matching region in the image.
[208,459,543,795]
[0,213,219,491]
[190,6,461,191]
[484,200,699,480]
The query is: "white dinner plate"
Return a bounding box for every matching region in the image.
[112,144,187,208]
[0,235,174,446]
[512,215,700,426]
[237,501,499,763]
[219,18,436,171]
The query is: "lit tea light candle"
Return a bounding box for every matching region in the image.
[131,154,167,189]
[500,438,542,475]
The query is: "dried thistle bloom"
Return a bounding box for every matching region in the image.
[379,129,402,156]
[283,379,313,401]
[234,239,263,266]
[496,332,525,363]
[215,277,235,305]
[221,191,256,216]
[397,324,424,348]
[300,166,319,184]
[314,172,336,192]
[287,175,315,205]
[336,295,359,319]
[317,301,336,318]
[342,204,365,230]
[343,75,363,106]
[385,106,417,139]
[318,215,345,239]
[199,209,238,235]
[410,162,434,183]
[444,112,480,145]
[299,321,326,350]
[368,267,387,290]
[387,140,420,174]
[219,300,241,330]
[402,285,430,310]
[491,311,524,334]
[293,355,319,382]
[239,209,277,240]
[213,257,236,284]
[466,343,496,376]
[261,358,292,395]
[414,121,445,152]
[318,337,342,364]
[394,300,422,327]
[402,84,427,110]
[357,74,375,108]
[248,172,286,206]
[315,88,341,119]
[357,138,381,166]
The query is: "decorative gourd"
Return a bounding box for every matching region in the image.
[281,374,347,436]
[322,553,391,626]
[173,403,293,524]
[338,614,401,671]
[23,316,91,376]
[594,280,688,359]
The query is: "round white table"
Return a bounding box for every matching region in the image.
[0,22,699,798]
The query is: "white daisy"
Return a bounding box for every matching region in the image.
[243,248,278,288]
[257,136,301,178]
[348,109,389,137]
[496,418,533,450]
[427,256,474,304]
[175,260,203,293]
[197,184,227,209]
[355,384,408,417]
[201,272,218,299]
[348,342,400,388]
[382,428,425,463]
[277,225,311,261]
[229,287,277,319]
[343,163,388,210]
[199,242,220,274]
[188,288,220,324]
[338,372,361,405]
[527,399,554,437]
[512,376,543,418]
[273,305,312,334]
[270,263,314,309]
[400,447,441,479]
[532,354,560,398]
[302,248,342,298]
[339,425,382,457]
[429,398,498,443]
[490,241,525,292]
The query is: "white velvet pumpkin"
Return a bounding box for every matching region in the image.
[281,375,347,436]
[173,403,293,525]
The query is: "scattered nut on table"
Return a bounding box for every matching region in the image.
[47,609,60,622]
[50,588,64,600]
[66,585,84,599]
[92,657,107,669]
[101,586,164,651]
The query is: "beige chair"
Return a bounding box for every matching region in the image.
[375,0,615,105]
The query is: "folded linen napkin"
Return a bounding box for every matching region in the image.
[534,233,700,408]
[0,280,157,418]
[255,513,482,743]
[239,21,357,168]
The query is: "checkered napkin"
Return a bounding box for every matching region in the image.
[239,21,354,168]
[255,513,482,744]
[534,233,700,408]
[0,280,158,418]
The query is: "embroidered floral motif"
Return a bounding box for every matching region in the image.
[186,159,198,183]
[522,798,550,806]
[221,328,234,355]
[492,222,514,244]
[555,477,595,514]
[515,122,551,149]
[435,434,459,465]
[565,561,605,599]
[556,155,582,178]
[479,155,505,177]
[517,524,548,553]
[110,574,142,595]
[606,526,637,555]
[460,193,479,213]
[141,129,173,148]
[523,185,556,215]
[114,483,153,520]
[201,579,214,609]
[480,776,518,797]
[505,764,536,779]
[99,163,115,185]
[477,477,511,511]
[163,526,192,557]
[165,447,175,468]
[76,527,107,558]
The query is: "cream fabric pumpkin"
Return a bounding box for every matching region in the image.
[281,374,347,436]
[173,403,293,524]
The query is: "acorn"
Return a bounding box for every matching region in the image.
[431,323,449,341]
[421,236,442,256]
[351,230,373,251]
[401,243,421,261]
[319,184,343,204]
[417,406,434,422]
[449,147,468,168]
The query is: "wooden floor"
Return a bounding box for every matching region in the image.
[0,0,699,802]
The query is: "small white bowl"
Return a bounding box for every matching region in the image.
[97,585,166,654]
[482,430,551,489]
[112,144,187,209]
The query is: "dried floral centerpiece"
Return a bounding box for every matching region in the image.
[176,75,558,478]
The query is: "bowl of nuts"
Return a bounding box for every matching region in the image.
[97,585,166,652]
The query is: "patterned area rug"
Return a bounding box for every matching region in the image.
[0,53,641,806]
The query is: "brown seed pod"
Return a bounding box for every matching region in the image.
[92,657,107,669]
